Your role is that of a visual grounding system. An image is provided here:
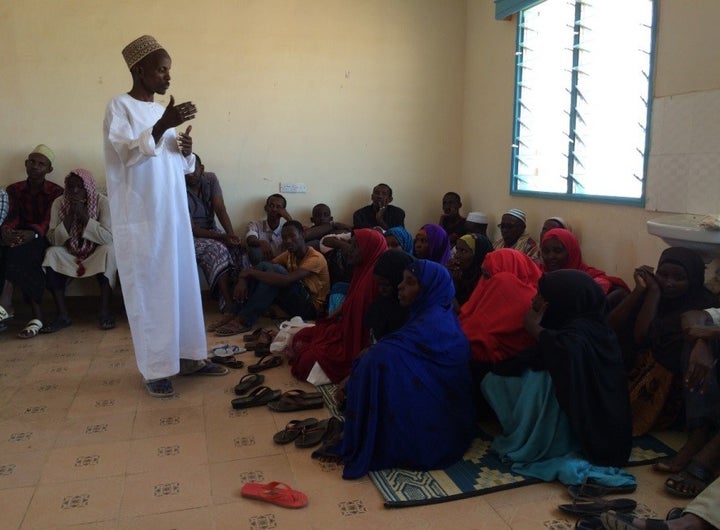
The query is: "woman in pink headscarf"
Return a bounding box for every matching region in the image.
[291,229,388,383]
[42,169,117,332]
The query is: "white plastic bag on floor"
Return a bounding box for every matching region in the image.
[306,361,332,385]
[270,316,315,354]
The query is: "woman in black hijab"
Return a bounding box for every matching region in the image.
[524,269,633,467]
[364,249,414,342]
[609,247,718,437]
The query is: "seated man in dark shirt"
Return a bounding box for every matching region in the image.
[438,191,466,247]
[352,183,405,230]
[303,203,352,249]
[0,144,64,338]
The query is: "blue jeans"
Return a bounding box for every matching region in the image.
[237,262,317,325]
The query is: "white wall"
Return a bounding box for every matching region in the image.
[0,0,466,233]
[4,0,720,286]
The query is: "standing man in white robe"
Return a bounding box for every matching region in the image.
[103,35,227,397]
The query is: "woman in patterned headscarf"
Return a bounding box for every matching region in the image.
[42,169,117,332]
[447,233,493,308]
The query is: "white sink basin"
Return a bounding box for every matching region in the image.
[647,213,720,258]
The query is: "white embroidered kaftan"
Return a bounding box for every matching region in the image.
[103,94,206,380]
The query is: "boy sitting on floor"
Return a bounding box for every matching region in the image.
[214,220,330,336]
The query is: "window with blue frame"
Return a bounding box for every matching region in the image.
[508,0,656,203]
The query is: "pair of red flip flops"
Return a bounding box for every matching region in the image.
[240,481,307,509]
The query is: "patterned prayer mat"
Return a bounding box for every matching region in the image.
[317,385,677,508]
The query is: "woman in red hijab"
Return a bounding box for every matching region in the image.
[540,228,629,296]
[459,249,541,363]
[291,229,388,383]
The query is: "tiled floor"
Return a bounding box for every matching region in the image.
[0,297,689,529]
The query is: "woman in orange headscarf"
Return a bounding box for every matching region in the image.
[459,249,542,364]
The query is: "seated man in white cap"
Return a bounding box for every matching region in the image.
[0,145,64,338]
[465,211,489,237]
[539,216,572,242]
[493,208,539,260]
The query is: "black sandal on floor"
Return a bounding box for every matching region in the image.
[247,354,283,374]
[234,373,265,395]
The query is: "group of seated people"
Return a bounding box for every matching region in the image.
[0,145,117,337]
[180,157,719,503]
[3,148,719,512]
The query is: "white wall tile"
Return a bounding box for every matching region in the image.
[647,88,720,213]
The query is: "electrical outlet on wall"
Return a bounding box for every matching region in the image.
[279,183,307,193]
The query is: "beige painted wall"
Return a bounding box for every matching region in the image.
[0,0,466,232]
[461,0,720,283]
[3,0,718,286]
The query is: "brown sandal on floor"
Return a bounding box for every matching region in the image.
[207,314,236,332]
[245,328,278,349]
[214,317,252,337]
[665,461,715,498]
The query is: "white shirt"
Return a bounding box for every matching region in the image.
[103,94,206,380]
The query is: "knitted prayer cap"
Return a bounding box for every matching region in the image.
[504,208,527,224]
[466,211,488,224]
[546,216,572,232]
[30,144,55,165]
[122,35,164,69]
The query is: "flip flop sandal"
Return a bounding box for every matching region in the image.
[268,389,325,412]
[252,346,272,357]
[273,418,319,444]
[231,386,281,409]
[183,361,229,376]
[245,328,278,348]
[207,314,237,332]
[600,512,670,530]
[214,318,252,337]
[559,498,637,517]
[210,356,245,369]
[210,344,246,357]
[310,416,345,459]
[234,373,265,395]
[247,354,283,374]
[98,315,116,330]
[145,378,175,398]
[295,418,330,448]
[40,317,71,334]
[664,461,714,498]
[568,483,637,499]
[0,304,10,322]
[240,481,308,509]
[18,319,43,339]
[574,517,604,530]
[243,328,264,341]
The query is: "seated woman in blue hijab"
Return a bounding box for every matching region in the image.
[330,259,475,479]
[484,269,635,486]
